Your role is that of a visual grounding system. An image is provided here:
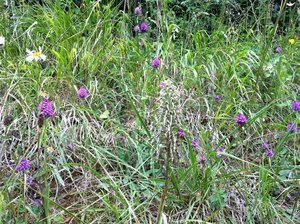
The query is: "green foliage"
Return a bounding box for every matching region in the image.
[0,0,299,223]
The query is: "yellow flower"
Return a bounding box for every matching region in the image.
[0,36,4,46]
[47,146,55,153]
[26,46,46,62]
[40,91,48,97]
[289,39,295,45]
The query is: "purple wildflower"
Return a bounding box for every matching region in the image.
[286,122,297,133]
[216,147,225,158]
[16,159,31,172]
[67,143,74,150]
[152,57,160,68]
[275,47,282,53]
[139,41,144,49]
[38,98,53,117]
[134,7,141,15]
[197,154,207,164]
[234,112,247,125]
[134,25,141,33]
[26,175,34,186]
[261,143,269,150]
[265,149,274,158]
[77,87,88,99]
[191,139,199,148]
[212,145,216,151]
[33,199,40,206]
[291,101,300,111]
[178,129,185,138]
[159,81,167,88]
[140,21,148,33]
[214,95,220,101]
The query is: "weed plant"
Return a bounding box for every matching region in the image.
[0,0,299,223]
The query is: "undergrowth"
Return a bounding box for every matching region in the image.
[0,0,299,223]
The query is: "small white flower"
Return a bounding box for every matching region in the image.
[0,36,5,46]
[26,46,46,62]
[287,2,295,7]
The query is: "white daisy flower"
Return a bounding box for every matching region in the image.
[0,36,5,46]
[26,46,46,62]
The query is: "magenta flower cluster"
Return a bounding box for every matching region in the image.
[16,159,31,172]
[286,122,297,133]
[291,100,300,111]
[274,46,282,53]
[159,81,167,88]
[234,112,247,125]
[134,7,141,15]
[133,5,147,34]
[191,139,199,148]
[261,143,274,158]
[178,129,185,138]
[26,175,34,186]
[77,87,88,99]
[140,22,148,33]
[139,41,144,49]
[197,154,207,164]
[216,147,225,158]
[265,149,274,158]
[152,57,161,68]
[38,98,53,117]
[214,95,220,101]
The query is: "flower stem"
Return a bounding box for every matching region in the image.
[156,137,171,224]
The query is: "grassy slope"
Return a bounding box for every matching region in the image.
[0,1,299,223]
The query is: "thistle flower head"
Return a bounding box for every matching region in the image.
[152,57,160,68]
[134,7,141,15]
[140,21,148,33]
[234,112,247,125]
[265,149,274,158]
[291,101,300,111]
[16,159,31,172]
[38,98,53,118]
[77,87,88,99]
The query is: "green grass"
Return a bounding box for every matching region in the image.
[0,1,299,223]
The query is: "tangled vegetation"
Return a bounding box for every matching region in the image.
[0,0,299,223]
